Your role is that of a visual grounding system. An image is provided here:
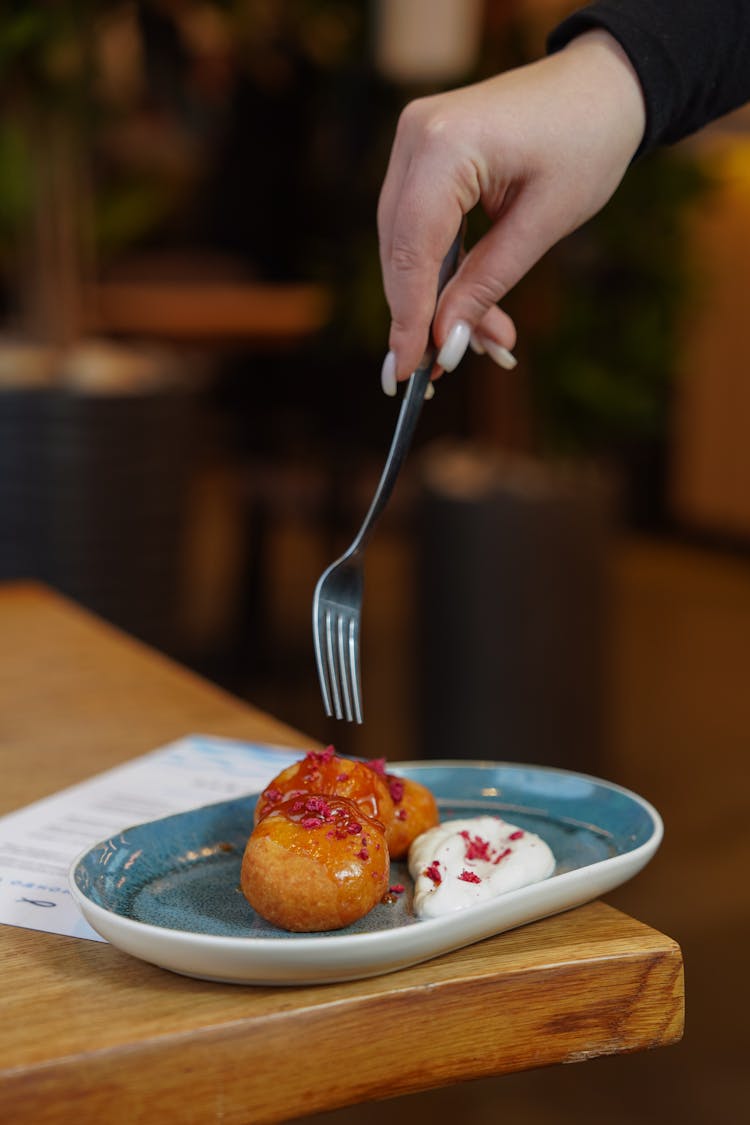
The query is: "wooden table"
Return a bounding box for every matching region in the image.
[0,584,684,1125]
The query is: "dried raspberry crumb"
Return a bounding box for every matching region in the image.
[337,772,349,782]
[304,795,333,819]
[492,847,512,864]
[301,816,323,829]
[291,798,305,813]
[264,787,282,803]
[459,869,482,884]
[395,808,408,821]
[508,830,524,841]
[357,848,370,861]
[389,884,405,895]
[308,745,335,764]
[387,777,405,803]
[368,758,387,776]
[460,831,492,861]
[424,861,442,885]
[346,821,362,835]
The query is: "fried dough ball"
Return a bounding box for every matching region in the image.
[241,793,389,932]
[366,762,440,859]
[254,746,394,829]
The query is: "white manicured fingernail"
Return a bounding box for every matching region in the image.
[424,382,435,400]
[436,320,470,372]
[481,338,518,370]
[469,332,485,355]
[381,350,397,396]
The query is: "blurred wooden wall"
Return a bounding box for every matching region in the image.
[670,134,750,540]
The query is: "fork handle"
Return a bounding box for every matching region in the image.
[350,224,464,555]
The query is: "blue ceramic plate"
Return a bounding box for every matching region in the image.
[69,761,662,985]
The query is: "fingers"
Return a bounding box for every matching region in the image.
[378,113,541,385]
[380,188,550,387]
[379,199,527,386]
[471,306,518,370]
[378,101,478,381]
[431,302,518,377]
[433,186,554,344]
[379,181,466,380]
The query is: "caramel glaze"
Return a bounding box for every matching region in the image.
[254,747,393,828]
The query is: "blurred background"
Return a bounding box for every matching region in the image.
[1,1,748,1121]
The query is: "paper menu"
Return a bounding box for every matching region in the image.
[0,735,300,942]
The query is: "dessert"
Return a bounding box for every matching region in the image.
[367,759,440,859]
[241,792,389,931]
[408,815,555,918]
[243,746,443,931]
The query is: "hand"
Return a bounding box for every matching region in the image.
[377,29,647,393]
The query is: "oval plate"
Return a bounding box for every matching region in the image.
[69,761,662,985]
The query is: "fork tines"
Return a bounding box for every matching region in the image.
[313,594,363,723]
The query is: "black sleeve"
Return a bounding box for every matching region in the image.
[547,1,750,153]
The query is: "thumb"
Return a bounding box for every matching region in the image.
[382,206,465,381]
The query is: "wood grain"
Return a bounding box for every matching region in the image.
[0,584,684,1124]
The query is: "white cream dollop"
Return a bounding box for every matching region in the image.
[408,816,555,918]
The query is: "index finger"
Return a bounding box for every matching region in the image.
[379,158,466,380]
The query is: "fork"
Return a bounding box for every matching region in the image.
[312,226,464,722]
